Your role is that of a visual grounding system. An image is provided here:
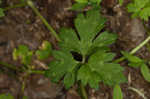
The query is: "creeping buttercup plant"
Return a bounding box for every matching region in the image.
[45,9,127,89]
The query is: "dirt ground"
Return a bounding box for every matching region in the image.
[1,0,150,99]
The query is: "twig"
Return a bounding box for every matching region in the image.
[128,87,147,99]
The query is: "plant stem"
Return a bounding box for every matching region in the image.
[3,3,27,11]
[130,36,150,54]
[0,61,22,72]
[114,36,150,63]
[30,70,45,74]
[26,0,61,41]
[128,87,147,99]
[80,83,88,99]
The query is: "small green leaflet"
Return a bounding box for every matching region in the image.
[46,9,126,89]
[0,93,14,99]
[121,51,143,68]
[141,64,150,82]
[36,41,52,60]
[113,85,123,99]
[12,45,33,65]
[127,0,150,21]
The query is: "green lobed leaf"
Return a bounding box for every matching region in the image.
[113,85,123,99]
[48,9,124,89]
[77,64,101,89]
[75,9,106,42]
[59,28,79,52]
[93,31,117,47]
[45,50,78,84]
[141,64,150,82]
[36,41,52,60]
[88,50,126,86]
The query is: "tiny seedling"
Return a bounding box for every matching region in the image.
[122,51,150,82]
[13,41,52,67]
[127,0,150,21]
[45,9,126,90]
[11,41,51,98]
[13,45,33,66]
[36,41,52,60]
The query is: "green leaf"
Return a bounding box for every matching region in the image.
[0,94,14,99]
[48,9,125,89]
[93,31,117,47]
[75,10,106,42]
[141,64,150,82]
[12,45,33,65]
[0,8,5,18]
[113,85,123,99]
[88,51,127,86]
[77,64,101,89]
[64,71,76,89]
[59,28,79,52]
[59,9,115,56]
[127,0,150,21]
[46,50,78,84]
[36,41,52,60]
[121,51,143,64]
[74,9,108,55]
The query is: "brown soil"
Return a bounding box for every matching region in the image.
[0,0,150,99]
